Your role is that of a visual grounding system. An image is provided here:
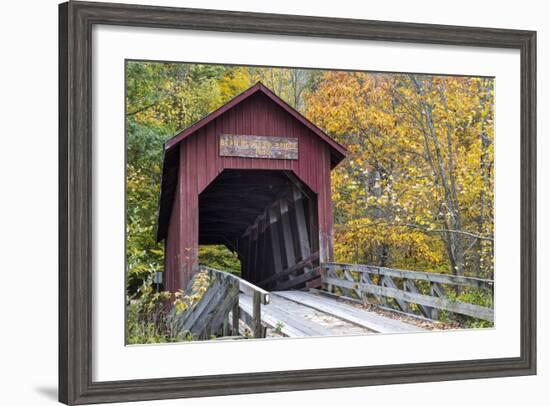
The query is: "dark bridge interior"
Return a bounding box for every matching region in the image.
[199,169,320,290]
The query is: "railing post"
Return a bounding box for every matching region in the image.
[232,300,239,336]
[429,282,440,320]
[252,290,263,338]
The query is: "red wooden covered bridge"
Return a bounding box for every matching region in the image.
[157,82,346,293]
[156,83,493,339]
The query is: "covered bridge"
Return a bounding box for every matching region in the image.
[156,82,347,293]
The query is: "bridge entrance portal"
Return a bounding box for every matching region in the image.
[199,169,319,290]
[156,83,347,292]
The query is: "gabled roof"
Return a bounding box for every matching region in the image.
[164,82,347,163]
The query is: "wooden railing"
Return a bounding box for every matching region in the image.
[175,266,270,339]
[169,268,238,339]
[320,263,494,323]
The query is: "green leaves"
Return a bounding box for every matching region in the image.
[198,245,241,276]
[126,121,166,297]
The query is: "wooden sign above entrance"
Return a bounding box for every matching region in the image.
[219,134,298,160]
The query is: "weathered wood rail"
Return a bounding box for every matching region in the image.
[171,266,270,339]
[320,263,494,323]
[258,252,320,291]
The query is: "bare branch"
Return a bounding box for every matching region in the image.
[402,223,494,241]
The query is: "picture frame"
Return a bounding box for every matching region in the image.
[59,1,537,404]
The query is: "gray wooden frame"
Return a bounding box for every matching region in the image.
[59,1,536,404]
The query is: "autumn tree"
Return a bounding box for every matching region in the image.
[394,74,494,277]
[306,71,494,277]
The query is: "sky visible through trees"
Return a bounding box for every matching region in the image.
[125,61,494,296]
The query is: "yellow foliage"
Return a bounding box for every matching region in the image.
[306,72,494,276]
[173,270,211,315]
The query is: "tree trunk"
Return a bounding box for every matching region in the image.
[411,75,464,276]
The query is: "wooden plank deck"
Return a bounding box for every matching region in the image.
[239,290,424,338]
[239,294,306,337]
[274,290,424,334]
[240,293,371,337]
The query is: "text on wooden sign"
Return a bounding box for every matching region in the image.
[219,134,298,160]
